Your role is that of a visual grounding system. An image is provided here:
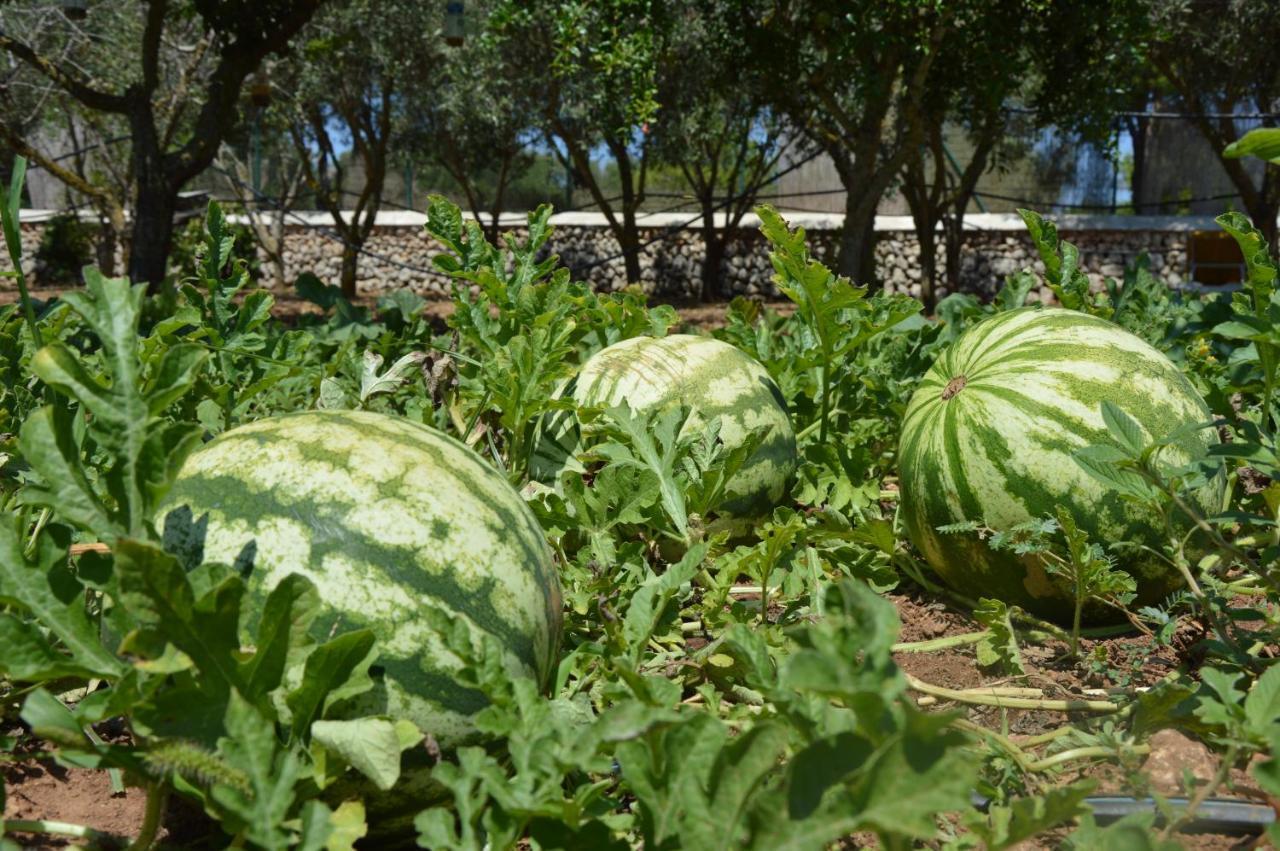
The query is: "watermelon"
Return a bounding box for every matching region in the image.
[548,334,797,524]
[898,307,1224,620]
[156,410,563,746]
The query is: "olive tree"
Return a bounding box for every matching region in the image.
[747,0,950,281]
[650,1,800,301]
[274,0,444,299]
[1144,0,1280,246]
[399,14,531,244]
[0,0,325,288]
[489,0,662,285]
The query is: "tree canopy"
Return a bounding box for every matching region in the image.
[0,0,1275,294]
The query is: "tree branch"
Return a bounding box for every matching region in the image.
[0,33,127,113]
[141,0,170,97]
[0,121,113,203]
[168,0,325,187]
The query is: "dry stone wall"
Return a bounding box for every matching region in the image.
[268,214,1201,302]
[12,211,1210,302]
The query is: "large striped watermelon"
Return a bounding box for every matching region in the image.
[898,307,1223,620]
[156,410,563,746]
[547,334,797,525]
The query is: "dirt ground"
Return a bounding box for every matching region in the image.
[1,754,211,849]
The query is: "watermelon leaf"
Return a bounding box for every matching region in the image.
[1214,211,1280,431]
[972,598,1026,676]
[1100,400,1148,456]
[240,573,322,704]
[596,403,692,539]
[359,349,428,404]
[1018,209,1096,313]
[286,629,379,739]
[115,538,246,697]
[620,543,706,668]
[210,689,304,851]
[311,717,418,792]
[20,269,206,540]
[967,782,1096,850]
[1223,128,1280,164]
[0,515,122,679]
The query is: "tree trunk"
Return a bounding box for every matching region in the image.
[1130,115,1149,215]
[700,198,724,302]
[127,171,177,290]
[613,201,643,285]
[95,209,124,276]
[613,145,644,285]
[269,212,288,291]
[96,225,116,276]
[837,189,880,285]
[915,211,938,313]
[339,245,359,299]
[943,214,965,294]
[620,229,643,284]
[487,153,513,245]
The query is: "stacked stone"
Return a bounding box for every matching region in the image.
[18,223,41,279]
[3,215,1203,303]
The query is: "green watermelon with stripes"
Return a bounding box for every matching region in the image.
[898,307,1223,621]
[544,334,797,525]
[156,410,563,747]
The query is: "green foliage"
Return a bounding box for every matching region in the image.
[3,193,1280,849]
[0,156,41,349]
[169,212,260,283]
[756,203,920,447]
[21,268,207,539]
[1225,128,1280,165]
[1212,212,1280,431]
[938,508,1136,654]
[33,213,96,286]
[1018,208,1103,314]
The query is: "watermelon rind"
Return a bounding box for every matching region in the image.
[898,307,1224,621]
[538,334,798,525]
[156,409,563,747]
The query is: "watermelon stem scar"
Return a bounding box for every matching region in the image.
[942,375,968,400]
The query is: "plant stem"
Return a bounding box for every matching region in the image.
[81,723,125,795]
[3,819,118,845]
[818,354,830,446]
[891,630,989,653]
[905,673,1119,712]
[125,781,168,851]
[1025,744,1150,772]
[1012,725,1077,747]
[952,718,1033,772]
[1071,578,1083,658]
[1158,476,1261,577]
[1,157,43,349]
[23,506,51,558]
[916,685,1052,707]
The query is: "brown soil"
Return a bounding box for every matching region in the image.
[2,729,212,849]
[883,585,1275,849]
[3,763,147,848]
